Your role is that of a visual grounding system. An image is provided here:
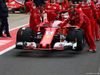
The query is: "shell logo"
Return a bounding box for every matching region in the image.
[45,35,51,38]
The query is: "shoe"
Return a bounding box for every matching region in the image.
[96,38,99,41]
[88,48,93,52]
[7,35,12,38]
[93,48,96,53]
[0,35,6,38]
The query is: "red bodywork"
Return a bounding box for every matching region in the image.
[7,0,24,10]
[26,18,78,50]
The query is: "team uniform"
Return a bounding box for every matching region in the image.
[29,8,44,31]
[55,0,59,4]
[60,9,96,50]
[77,1,99,40]
[46,3,61,22]
[65,4,77,12]
[61,1,68,10]
[94,2,100,40]
[25,0,34,14]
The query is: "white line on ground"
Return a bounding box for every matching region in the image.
[86,67,100,75]
[0,23,29,55]
[0,45,15,55]
[9,23,29,31]
[97,67,100,75]
[0,17,47,55]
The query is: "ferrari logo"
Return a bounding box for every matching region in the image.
[82,4,84,6]
[48,6,51,8]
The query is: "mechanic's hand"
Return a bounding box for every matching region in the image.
[36,25,39,27]
[8,8,11,11]
[59,15,62,19]
[94,16,96,19]
[97,19,99,25]
[75,27,79,30]
[58,26,61,29]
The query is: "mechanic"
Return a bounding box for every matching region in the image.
[65,0,77,12]
[60,5,96,52]
[34,0,45,8]
[55,0,59,4]
[0,0,11,38]
[61,0,68,10]
[77,0,99,40]
[25,0,34,14]
[92,0,100,41]
[45,0,61,22]
[29,4,45,32]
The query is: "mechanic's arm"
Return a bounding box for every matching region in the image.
[45,10,57,17]
[32,13,38,26]
[61,2,63,10]
[60,15,72,27]
[57,4,61,12]
[77,3,82,9]
[91,2,99,20]
[78,11,84,28]
[45,3,48,10]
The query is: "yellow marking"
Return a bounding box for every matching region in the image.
[7,6,9,8]
[75,38,77,42]
[82,4,84,6]
[22,27,26,30]
[63,29,65,33]
[45,35,51,38]
[21,31,23,35]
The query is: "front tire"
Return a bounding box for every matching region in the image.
[17,27,33,42]
[67,28,84,51]
[19,6,26,13]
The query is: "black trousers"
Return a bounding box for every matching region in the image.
[73,0,79,4]
[35,0,45,8]
[0,17,10,36]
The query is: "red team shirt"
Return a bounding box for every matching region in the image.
[46,3,61,22]
[30,8,44,31]
[61,9,90,28]
[77,1,99,19]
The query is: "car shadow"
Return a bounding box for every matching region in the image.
[14,49,83,58]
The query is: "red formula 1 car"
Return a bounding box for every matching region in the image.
[16,11,85,51]
[6,0,26,13]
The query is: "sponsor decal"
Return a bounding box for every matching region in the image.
[53,7,56,9]
[45,35,51,38]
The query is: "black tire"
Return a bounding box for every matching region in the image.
[67,28,84,51]
[11,9,15,13]
[75,29,84,51]
[19,6,26,13]
[17,27,33,42]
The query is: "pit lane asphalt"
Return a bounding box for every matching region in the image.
[0,41,100,75]
[0,12,100,75]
